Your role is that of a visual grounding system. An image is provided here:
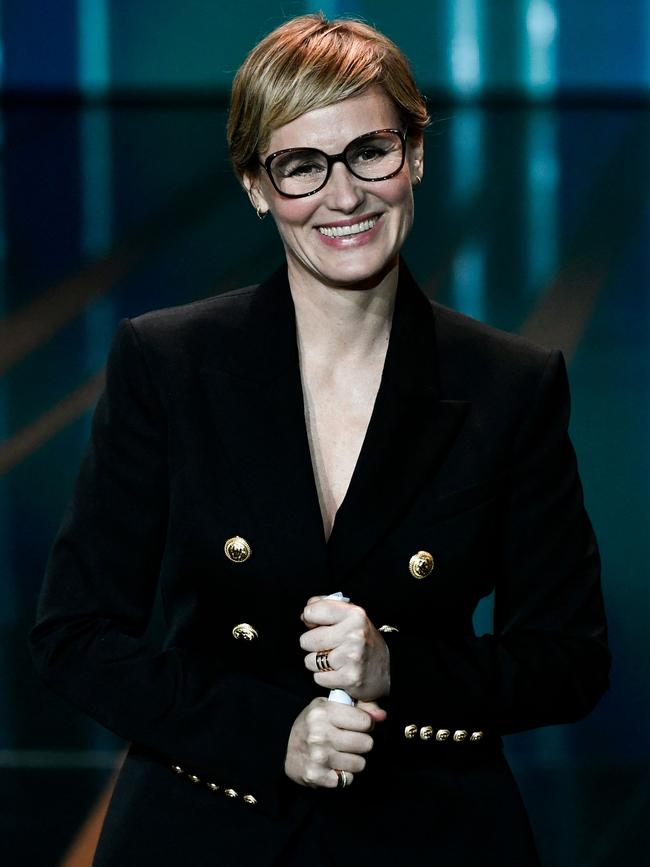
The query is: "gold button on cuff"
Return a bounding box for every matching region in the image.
[420,726,433,741]
[409,550,435,579]
[224,788,238,798]
[378,624,400,633]
[404,724,418,740]
[206,782,220,792]
[224,536,251,563]
[470,731,484,742]
[453,730,468,743]
[435,729,451,742]
[188,774,201,784]
[171,765,184,775]
[232,623,259,641]
[242,794,258,805]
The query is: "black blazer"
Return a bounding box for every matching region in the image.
[30,262,610,866]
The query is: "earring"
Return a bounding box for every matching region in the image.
[413,175,422,187]
[256,206,267,220]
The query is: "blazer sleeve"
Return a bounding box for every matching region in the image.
[29,319,304,818]
[384,350,610,738]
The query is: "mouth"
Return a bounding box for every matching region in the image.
[318,214,381,238]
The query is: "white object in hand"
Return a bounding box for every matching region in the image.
[324,592,356,706]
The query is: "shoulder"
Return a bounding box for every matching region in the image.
[430,300,560,400]
[131,284,259,340]
[120,283,262,372]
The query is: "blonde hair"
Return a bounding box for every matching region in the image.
[227,13,429,179]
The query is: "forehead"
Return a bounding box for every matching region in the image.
[264,87,401,156]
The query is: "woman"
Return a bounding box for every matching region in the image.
[30,13,610,866]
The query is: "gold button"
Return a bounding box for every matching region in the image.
[232,623,259,641]
[224,788,238,798]
[206,782,220,792]
[409,550,434,579]
[171,765,184,775]
[188,774,201,784]
[420,726,433,741]
[224,536,251,563]
[404,724,418,740]
[435,729,451,742]
[242,794,257,805]
[378,624,399,633]
[470,731,484,742]
[453,730,468,743]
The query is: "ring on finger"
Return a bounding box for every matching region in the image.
[334,768,350,789]
[316,649,334,672]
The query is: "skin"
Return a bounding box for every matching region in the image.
[242,87,423,788]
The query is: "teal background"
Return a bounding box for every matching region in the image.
[3,0,650,97]
[0,2,649,865]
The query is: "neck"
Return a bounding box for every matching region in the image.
[288,259,399,363]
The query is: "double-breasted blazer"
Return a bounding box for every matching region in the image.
[30,261,610,866]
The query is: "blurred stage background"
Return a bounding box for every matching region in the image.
[1,1,649,864]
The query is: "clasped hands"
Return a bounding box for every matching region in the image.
[284,597,390,789]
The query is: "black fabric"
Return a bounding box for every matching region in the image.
[30,261,609,864]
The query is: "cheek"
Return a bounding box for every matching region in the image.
[272,200,315,234]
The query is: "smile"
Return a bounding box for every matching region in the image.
[318,216,380,238]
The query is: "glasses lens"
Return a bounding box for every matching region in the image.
[346,132,404,180]
[269,149,329,195]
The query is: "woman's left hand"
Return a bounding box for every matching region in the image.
[300,598,391,702]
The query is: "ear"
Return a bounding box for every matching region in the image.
[242,171,271,218]
[408,134,424,185]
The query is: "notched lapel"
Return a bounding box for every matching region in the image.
[327,264,470,583]
[198,268,328,590]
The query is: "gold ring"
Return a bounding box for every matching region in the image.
[334,769,349,789]
[316,650,334,672]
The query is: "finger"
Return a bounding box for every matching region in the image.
[302,599,356,628]
[329,751,366,775]
[300,596,327,625]
[357,701,388,724]
[327,703,376,733]
[300,622,349,653]
[304,648,342,674]
[330,728,374,755]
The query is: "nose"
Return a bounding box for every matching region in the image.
[324,161,365,212]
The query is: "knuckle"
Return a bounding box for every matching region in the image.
[309,747,327,765]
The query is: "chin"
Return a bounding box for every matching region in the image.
[314,251,399,290]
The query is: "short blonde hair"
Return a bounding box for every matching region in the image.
[227,13,429,179]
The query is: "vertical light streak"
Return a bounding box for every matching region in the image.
[450,0,482,96]
[0,115,14,748]
[450,108,484,203]
[78,0,109,98]
[451,241,486,323]
[526,110,559,298]
[450,108,486,323]
[525,0,558,95]
[80,106,116,749]
[80,106,114,450]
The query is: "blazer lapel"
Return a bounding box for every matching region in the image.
[327,263,470,583]
[199,267,329,590]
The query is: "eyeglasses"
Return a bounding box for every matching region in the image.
[260,129,407,198]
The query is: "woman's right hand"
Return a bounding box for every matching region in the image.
[284,697,386,788]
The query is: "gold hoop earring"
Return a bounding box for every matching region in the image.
[413,175,422,187]
[256,206,267,220]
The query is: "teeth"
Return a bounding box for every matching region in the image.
[318,216,379,237]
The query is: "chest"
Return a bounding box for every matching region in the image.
[300,356,386,539]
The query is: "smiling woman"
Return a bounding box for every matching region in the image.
[29,12,610,867]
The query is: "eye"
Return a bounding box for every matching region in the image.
[356,146,386,162]
[287,161,324,178]
[348,136,398,166]
[272,151,327,179]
